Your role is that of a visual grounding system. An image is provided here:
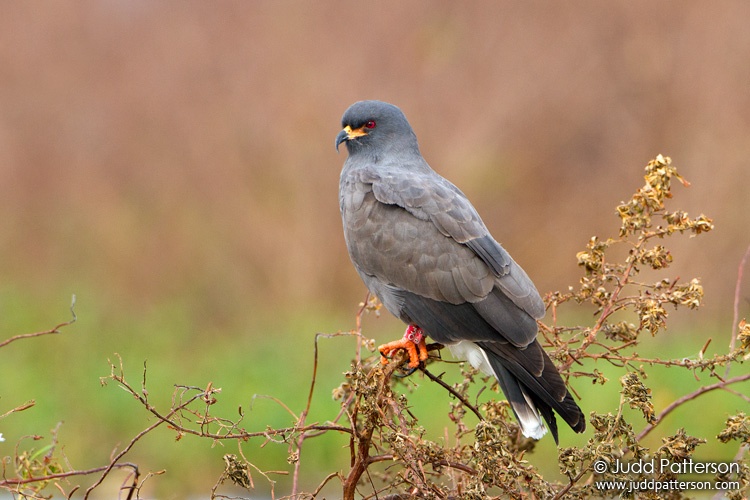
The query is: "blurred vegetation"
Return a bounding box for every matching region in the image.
[1,2,750,499]
[2,157,748,497]
[0,155,750,500]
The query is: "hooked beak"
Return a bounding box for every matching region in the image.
[335,128,349,152]
[335,125,368,152]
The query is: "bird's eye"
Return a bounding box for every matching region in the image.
[364,120,376,129]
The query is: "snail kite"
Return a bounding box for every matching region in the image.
[336,100,585,442]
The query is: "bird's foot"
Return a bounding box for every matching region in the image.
[378,325,428,369]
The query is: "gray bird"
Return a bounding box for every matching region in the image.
[335,100,585,442]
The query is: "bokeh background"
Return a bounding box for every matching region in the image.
[1,2,748,498]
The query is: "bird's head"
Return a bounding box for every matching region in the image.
[335,100,418,155]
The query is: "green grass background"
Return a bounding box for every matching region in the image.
[1,284,746,498]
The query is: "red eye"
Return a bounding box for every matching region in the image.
[364,120,376,129]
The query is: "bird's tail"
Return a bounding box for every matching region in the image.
[450,340,585,443]
[489,359,550,440]
[481,342,585,444]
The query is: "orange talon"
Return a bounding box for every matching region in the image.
[378,325,428,368]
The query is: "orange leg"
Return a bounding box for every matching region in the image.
[378,325,428,368]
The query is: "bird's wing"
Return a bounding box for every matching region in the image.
[344,187,495,305]
[369,166,544,318]
[342,165,543,346]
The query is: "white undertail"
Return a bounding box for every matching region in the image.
[448,340,547,440]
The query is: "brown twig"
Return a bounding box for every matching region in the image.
[0,463,139,488]
[559,253,639,372]
[342,349,408,500]
[580,350,740,370]
[419,364,483,421]
[636,371,750,443]
[0,295,77,350]
[726,243,750,377]
[0,400,35,420]
[355,291,371,362]
[83,421,161,498]
[291,331,326,497]
[112,363,353,442]
[553,467,590,500]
